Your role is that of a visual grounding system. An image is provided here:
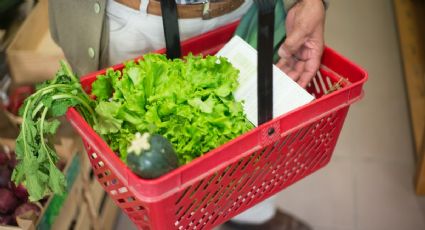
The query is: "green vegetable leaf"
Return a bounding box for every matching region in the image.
[93,101,123,135]
[50,98,79,117]
[12,61,98,201]
[92,74,113,101]
[188,96,215,114]
[92,53,253,165]
[43,119,61,135]
[48,163,66,195]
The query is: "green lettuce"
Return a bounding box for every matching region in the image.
[92,54,254,165]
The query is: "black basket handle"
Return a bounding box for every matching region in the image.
[255,0,275,125]
[160,0,182,59]
[160,0,275,125]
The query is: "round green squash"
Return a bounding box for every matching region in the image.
[127,133,179,179]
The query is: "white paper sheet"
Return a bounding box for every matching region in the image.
[216,36,315,126]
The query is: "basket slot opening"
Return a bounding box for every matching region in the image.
[189,179,204,198]
[97,161,105,168]
[118,187,128,194]
[264,142,278,159]
[240,154,255,171]
[133,216,143,221]
[97,173,103,179]
[126,196,136,202]
[235,175,250,192]
[110,189,117,195]
[210,189,220,202]
[176,206,184,216]
[211,213,220,225]
[276,134,291,153]
[198,192,211,207]
[175,186,191,205]
[203,173,218,190]
[214,166,232,185]
[224,179,238,199]
[253,148,267,165]
[247,167,262,187]
[135,206,145,211]
[90,152,98,159]
[299,125,313,141]
[228,159,244,177]
[182,201,195,217]
[144,214,149,222]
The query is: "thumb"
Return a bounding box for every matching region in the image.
[279,28,308,58]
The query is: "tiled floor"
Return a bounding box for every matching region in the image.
[114,0,425,229]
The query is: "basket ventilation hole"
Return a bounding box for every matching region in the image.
[97,161,104,167]
[104,170,111,176]
[111,179,118,185]
[118,198,125,203]
[91,153,98,159]
[97,173,103,179]
[135,206,145,211]
[134,216,143,221]
[110,190,117,195]
[126,196,135,202]
[118,187,128,194]
[268,127,275,136]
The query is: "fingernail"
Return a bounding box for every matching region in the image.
[278,47,287,58]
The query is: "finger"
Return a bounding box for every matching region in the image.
[297,58,321,88]
[277,53,297,71]
[298,70,316,88]
[295,47,311,61]
[276,58,292,75]
[276,58,285,69]
[287,60,305,82]
[279,28,308,57]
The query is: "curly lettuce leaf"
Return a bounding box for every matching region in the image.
[91,53,254,165]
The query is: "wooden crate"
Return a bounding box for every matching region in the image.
[0,129,119,230]
[0,131,84,230]
[393,0,425,195]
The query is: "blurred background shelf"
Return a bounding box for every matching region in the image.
[393,0,425,195]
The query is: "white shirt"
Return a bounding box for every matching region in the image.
[106,0,253,66]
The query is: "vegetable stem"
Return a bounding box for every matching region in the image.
[39,107,55,166]
[52,94,97,124]
[21,98,33,160]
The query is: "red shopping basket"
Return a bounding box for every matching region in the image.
[66,21,367,230]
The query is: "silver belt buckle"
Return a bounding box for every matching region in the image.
[202,0,211,20]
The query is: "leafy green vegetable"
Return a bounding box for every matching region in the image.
[14,53,254,200]
[92,54,254,165]
[12,61,97,201]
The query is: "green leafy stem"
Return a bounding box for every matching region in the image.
[12,61,97,201]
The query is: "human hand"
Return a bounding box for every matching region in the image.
[276,0,326,88]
